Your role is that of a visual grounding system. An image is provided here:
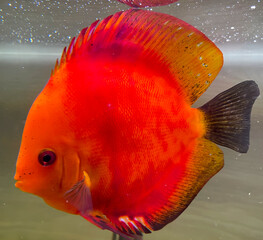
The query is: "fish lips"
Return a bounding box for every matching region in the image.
[14,171,26,190]
[14,174,23,189]
[15,180,23,189]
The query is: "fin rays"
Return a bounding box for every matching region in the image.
[64,171,93,214]
[199,80,260,153]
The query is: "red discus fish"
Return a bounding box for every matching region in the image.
[117,0,178,7]
[15,9,259,240]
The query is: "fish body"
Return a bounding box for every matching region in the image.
[117,0,178,7]
[15,9,259,239]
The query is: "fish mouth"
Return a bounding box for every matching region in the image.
[15,180,23,189]
[14,175,23,188]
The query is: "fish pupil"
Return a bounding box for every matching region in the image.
[43,154,51,162]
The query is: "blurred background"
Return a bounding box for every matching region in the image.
[0,0,262,240]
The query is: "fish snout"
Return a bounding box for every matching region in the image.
[14,169,34,189]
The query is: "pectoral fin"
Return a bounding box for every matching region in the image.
[64,171,93,214]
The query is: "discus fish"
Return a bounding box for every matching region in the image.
[14,9,259,239]
[117,0,178,7]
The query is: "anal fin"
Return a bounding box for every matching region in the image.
[141,138,224,231]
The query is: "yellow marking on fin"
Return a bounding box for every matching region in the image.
[83,171,91,188]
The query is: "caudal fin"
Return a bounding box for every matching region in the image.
[199,80,260,153]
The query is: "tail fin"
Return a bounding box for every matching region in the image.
[199,80,260,153]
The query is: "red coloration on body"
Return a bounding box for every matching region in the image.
[65,53,201,215]
[117,0,178,7]
[15,9,225,239]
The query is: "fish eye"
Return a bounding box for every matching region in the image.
[38,150,56,166]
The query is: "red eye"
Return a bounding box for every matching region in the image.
[38,150,56,166]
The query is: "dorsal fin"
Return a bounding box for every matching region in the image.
[50,20,99,77]
[51,9,223,104]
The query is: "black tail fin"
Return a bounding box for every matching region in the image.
[199,80,260,153]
